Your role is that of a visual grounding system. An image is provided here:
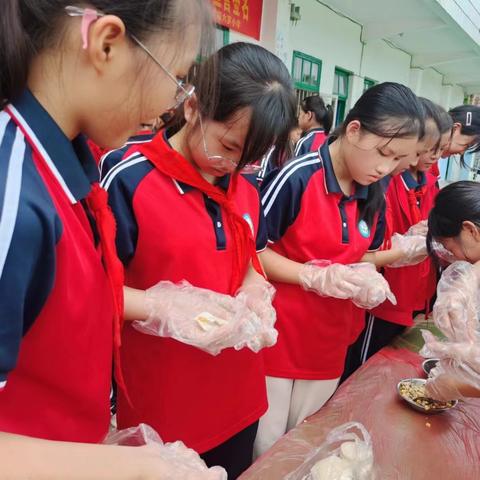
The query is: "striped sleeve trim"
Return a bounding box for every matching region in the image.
[261,153,320,216]
[0,112,27,280]
[100,153,148,191]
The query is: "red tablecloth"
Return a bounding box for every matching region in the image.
[241,348,480,479]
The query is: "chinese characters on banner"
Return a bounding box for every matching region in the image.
[211,0,263,40]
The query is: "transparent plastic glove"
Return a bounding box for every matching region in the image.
[430,239,456,265]
[421,329,480,400]
[299,260,396,309]
[104,424,227,480]
[236,279,278,352]
[425,365,466,402]
[432,261,480,342]
[388,233,427,267]
[133,280,263,355]
[406,219,428,237]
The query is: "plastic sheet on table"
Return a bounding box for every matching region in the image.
[240,348,480,480]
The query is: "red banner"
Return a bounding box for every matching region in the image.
[212,0,263,40]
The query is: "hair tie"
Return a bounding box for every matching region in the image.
[466,111,473,127]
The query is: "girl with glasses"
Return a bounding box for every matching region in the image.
[0,1,226,478]
[101,41,296,479]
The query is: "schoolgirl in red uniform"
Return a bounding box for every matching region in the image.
[295,95,333,156]
[342,99,453,377]
[436,105,480,180]
[101,43,296,479]
[0,1,225,478]
[254,83,425,456]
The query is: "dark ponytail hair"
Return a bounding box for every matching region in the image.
[301,95,333,134]
[449,105,480,169]
[0,0,215,107]
[427,180,480,260]
[194,42,297,170]
[336,82,425,227]
[419,97,453,151]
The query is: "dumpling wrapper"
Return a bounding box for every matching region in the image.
[195,312,228,332]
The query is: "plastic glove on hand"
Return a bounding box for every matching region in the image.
[299,260,396,309]
[421,329,480,400]
[347,263,397,308]
[406,219,428,237]
[134,280,262,355]
[105,424,227,480]
[433,261,480,342]
[236,279,278,352]
[388,233,427,268]
[425,366,465,402]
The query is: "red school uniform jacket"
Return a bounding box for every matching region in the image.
[260,141,385,380]
[371,170,438,326]
[0,90,113,442]
[294,127,327,157]
[101,131,268,454]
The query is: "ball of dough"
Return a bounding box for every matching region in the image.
[310,455,353,480]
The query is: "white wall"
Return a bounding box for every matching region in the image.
[225,0,466,109]
[361,40,411,85]
[288,0,362,94]
[417,68,444,104]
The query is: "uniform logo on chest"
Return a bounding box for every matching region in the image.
[358,219,371,238]
[243,213,255,235]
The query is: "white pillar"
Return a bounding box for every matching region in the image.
[260,0,292,68]
[349,74,365,109]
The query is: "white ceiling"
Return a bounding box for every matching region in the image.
[318,0,480,94]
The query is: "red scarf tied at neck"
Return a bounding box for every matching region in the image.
[139,133,265,294]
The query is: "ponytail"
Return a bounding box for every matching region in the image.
[0,0,31,106]
[301,95,333,134]
[450,105,480,157]
[323,103,333,135]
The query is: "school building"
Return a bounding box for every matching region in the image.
[212,0,480,178]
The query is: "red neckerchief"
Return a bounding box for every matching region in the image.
[407,185,426,225]
[139,132,265,294]
[86,184,129,399]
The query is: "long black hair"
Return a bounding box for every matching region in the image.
[419,97,453,150]
[0,0,215,107]
[337,82,425,227]
[427,180,480,260]
[449,105,480,168]
[194,42,297,170]
[301,95,333,134]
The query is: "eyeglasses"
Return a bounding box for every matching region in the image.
[197,116,261,175]
[65,6,194,117]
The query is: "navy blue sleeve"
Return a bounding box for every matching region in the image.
[294,134,313,157]
[256,207,268,252]
[0,144,59,387]
[257,146,275,184]
[260,157,319,242]
[100,149,154,266]
[241,173,268,252]
[368,200,386,251]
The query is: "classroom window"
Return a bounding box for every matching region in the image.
[333,68,350,125]
[292,51,322,113]
[364,78,376,92]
